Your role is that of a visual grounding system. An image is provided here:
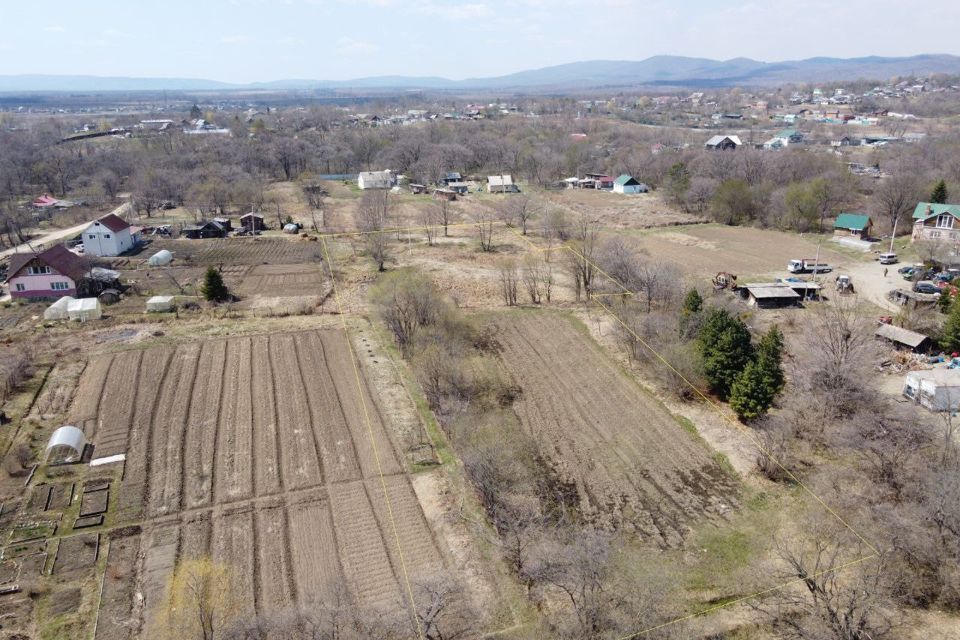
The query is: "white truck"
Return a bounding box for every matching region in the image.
[787,258,833,274]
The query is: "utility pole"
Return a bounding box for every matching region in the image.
[889,214,899,254]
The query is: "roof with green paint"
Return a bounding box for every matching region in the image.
[833,212,872,230]
[912,202,960,220]
[614,174,639,186]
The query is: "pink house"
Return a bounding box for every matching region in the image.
[5,245,86,299]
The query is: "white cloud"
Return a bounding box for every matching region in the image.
[336,37,378,56]
[415,2,490,19]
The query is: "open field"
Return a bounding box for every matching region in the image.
[538,188,708,229]
[629,225,849,279]
[64,329,446,638]
[236,263,328,297]
[144,236,324,266]
[492,311,739,545]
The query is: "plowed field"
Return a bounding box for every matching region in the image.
[78,330,443,639]
[494,312,738,546]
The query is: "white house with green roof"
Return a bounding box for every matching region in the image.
[774,128,804,145]
[612,175,648,194]
[911,202,960,244]
[833,212,873,238]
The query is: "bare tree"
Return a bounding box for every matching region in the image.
[794,300,878,418]
[436,198,452,237]
[499,194,540,235]
[761,536,892,640]
[421,203,438,246]
[359,190,391,271]
[476,207,496,252]
[522,254,553,304]
[413,574,475,640]
[873,172,921,235]
[371,270,443,355]
[498,258,519,306]
[565,213,600,301]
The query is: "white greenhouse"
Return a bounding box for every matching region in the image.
[43,296,75,321]
[146,295,175,312]
[46,425,87,464]
[67,297,102,322]
[147,249,173,266]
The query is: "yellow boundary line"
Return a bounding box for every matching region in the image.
[316,219,880,638]
[320,236,425,640]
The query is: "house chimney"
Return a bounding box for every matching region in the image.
[927,204,933,214]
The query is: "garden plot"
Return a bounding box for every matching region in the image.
[71,329,448,637]
[494,311,739,546]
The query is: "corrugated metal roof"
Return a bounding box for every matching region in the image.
[746,286,800,299]
[875,323,928,348]
[912,202,960,220]
[834,212,871,230]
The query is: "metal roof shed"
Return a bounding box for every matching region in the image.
[743,286,800,308]
[875,323,930,351]
[46,426,87,464]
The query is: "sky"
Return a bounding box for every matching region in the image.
[2,0,959,83]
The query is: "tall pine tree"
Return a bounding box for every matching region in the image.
[931,179,949,205]
[201,267,230,302]
[941,295,960,352]
[698,308,753,399]
[679,288,704,338]
[730,326,785,421]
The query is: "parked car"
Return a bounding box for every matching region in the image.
[913,281,941,295]
[898,265,914,275]
[879,252,898,265]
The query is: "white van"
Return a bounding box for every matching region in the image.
[879,252,898,265]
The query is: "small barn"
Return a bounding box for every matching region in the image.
[182,220,227,239]
[447,182,469,195]
[488,175,520,193]
[46,426,87,464]
[875,323,931,352]
[740,285,801,308]
[705,135,742,151]
[409,183,429,194]
[903,369,960,412]
[613,175,648,194]
[433,188,457,201]
[240,213,265,233]
[833,213,873,238]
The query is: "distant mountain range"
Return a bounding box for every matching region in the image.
[2,54,960,92]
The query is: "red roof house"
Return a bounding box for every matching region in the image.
[5,245,87,299]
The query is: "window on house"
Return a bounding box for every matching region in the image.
[28,265,51,275]
[937,214,954,229]
[15,283,25,292]
[930,230,942,239]
[104,234,111,239]
[51,281,69,291]
[88,234,96,239]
